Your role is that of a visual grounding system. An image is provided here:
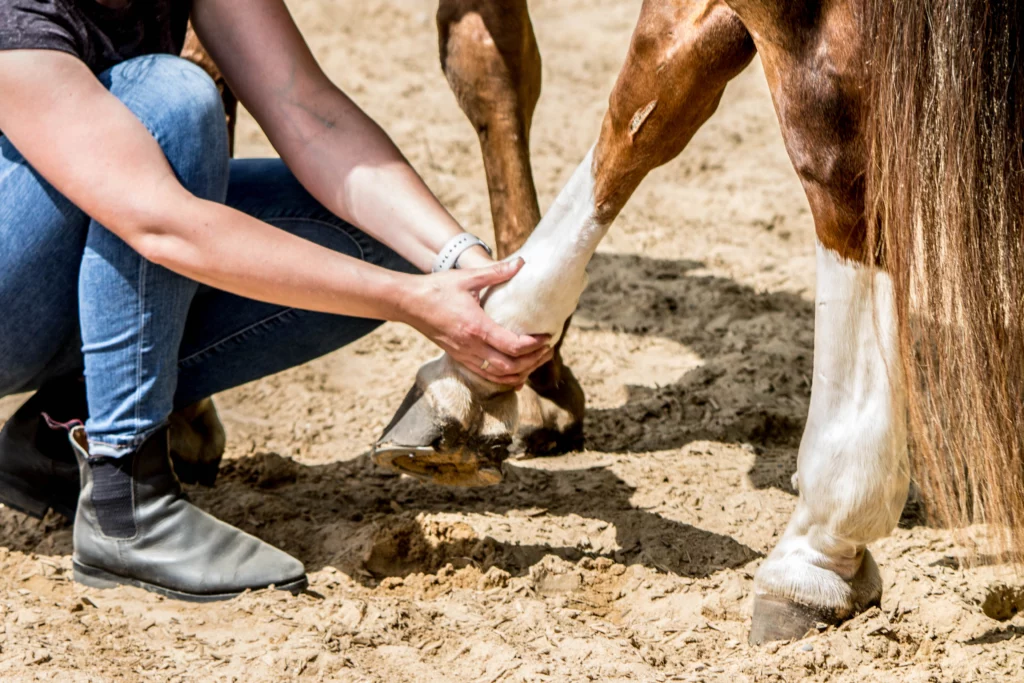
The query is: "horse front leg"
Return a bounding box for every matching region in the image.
[437,0,541,256]
[436,0,586,456]
[375,0,755,485]
[749,243,910,643]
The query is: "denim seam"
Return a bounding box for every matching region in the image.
[177,307,299,366]
[134,257,148,435]
[268,217,368,262]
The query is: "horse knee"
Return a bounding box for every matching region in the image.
[103,55,230,202]
[437,0,541,132]
[593,1,753,221]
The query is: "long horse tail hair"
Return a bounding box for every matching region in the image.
[865,0,1024,560]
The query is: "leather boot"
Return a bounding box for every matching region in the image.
[70,426,307,601]
[0,378,85,519]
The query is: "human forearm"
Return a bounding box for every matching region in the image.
[139,193,413,321]
[0,48,549,385]
[264,82,491,271]
[190,0,491,272]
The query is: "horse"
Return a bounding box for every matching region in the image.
[370,0,1024,645]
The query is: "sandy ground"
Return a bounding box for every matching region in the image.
[2,1,1024,681]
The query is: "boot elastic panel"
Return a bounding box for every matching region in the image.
[87,455,137,538]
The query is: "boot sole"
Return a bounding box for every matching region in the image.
[72,561,308,603]
[0,473,76,521]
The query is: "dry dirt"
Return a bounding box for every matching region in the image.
[2,1,1023,681]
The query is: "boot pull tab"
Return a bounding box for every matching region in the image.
[42,413,84,433]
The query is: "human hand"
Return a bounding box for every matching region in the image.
[399,258,552,386]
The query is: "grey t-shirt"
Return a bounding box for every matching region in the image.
[0,0,190,74]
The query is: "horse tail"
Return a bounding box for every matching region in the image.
[865,0,1024,560]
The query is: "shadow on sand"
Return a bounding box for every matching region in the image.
[1,252,931,584]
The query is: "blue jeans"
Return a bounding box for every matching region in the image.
[0,55,416,456]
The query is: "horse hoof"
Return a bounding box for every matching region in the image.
[373,385,506,487]
[168,398,226,487]
[170,453,222,487]
[512,422,584,458]
[748,594,840,645]
[511,368,586,459]
[373,447,503,487]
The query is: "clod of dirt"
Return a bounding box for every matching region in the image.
[477,566,511,590]
[360,515,491,579]
[529,556,584,594]
[230,451,300,488]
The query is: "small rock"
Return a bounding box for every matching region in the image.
[800,642,814,652]
[477,566,511,590]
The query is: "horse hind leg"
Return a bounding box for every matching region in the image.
[749,243,910,643]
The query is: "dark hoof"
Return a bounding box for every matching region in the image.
[511,366,586,459]
[170,453,222,487]
[373,385,508,487]
[511,422,585,459]
[748,594,841,645]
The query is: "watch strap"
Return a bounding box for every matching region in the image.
[432,233,493,272]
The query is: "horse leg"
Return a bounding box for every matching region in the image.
[749,242,909,643]
[376,0,755,485]
[437,0,541,256]
[437,0,585,457]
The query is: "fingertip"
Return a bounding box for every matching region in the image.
[505,257,525,273]
[518,334,552,355]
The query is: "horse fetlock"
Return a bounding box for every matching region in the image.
[374,357,518,487]
[750,537,882,644]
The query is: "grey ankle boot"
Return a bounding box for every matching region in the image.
[69,426,307,601]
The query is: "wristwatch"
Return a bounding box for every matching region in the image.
[432,233,493,272]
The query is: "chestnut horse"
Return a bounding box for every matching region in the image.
[372,0,1024,644]
[186,0,1024,643]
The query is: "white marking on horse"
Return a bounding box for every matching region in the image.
[754,242,909,612]
[415,148,607,424]
[479,146,607,348]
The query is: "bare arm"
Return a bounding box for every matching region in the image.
[0,51,549,384]
[190,0,492,272]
